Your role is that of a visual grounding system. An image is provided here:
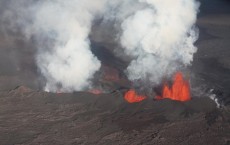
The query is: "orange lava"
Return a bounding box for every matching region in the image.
[156,72,191,101]
[124,89,147,103]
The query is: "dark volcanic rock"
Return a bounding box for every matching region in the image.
[0,89,229,145]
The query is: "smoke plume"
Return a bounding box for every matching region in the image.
[1,0,107,92]
[117,0,200,86]
[32,0,107,92]
[1,0,199,92]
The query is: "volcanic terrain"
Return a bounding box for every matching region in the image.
[0,0,230,145]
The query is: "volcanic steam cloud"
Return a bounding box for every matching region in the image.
[1,0,200,92]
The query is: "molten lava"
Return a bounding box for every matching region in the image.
[156,72,191,101]
[124,89,146,103]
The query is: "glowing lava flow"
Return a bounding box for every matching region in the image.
[124,89,147,103]
[156,72,191,101]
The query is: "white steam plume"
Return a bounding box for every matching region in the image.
[2,0,199,92]
[32,0,107,92]
[2,0,107,92]
[2,0,110,92]
[115,0,200,86]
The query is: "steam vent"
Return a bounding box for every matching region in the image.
[0,0,230,145]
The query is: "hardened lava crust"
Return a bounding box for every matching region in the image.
[0,86,229,145]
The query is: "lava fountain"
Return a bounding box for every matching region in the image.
[124,72,191,103]
[156,72,191,101]
[124,89,147,103]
